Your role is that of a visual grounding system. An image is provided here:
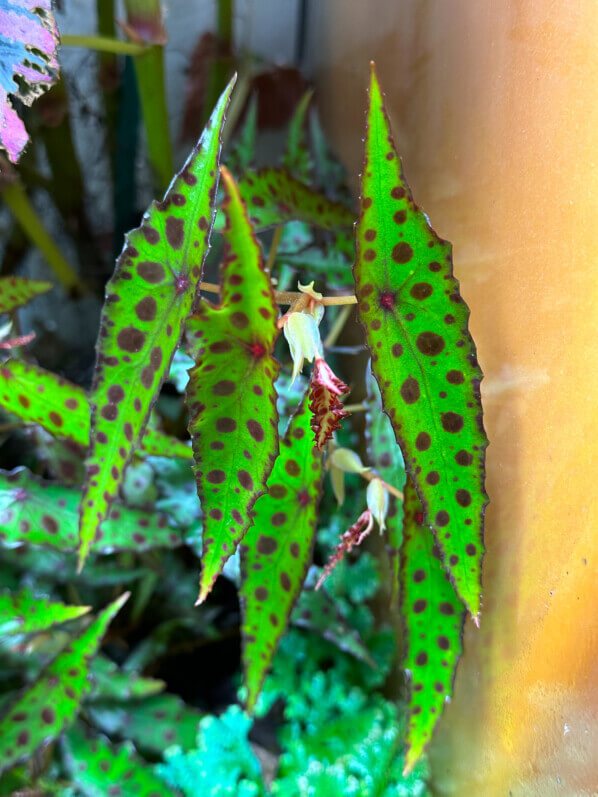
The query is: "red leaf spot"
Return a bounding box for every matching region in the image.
[298,489,310,506]
[380,292,395,310]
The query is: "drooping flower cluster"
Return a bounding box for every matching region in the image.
[308,357,349,451]
[315,510,374,589]
[317,446,391,587]
[280,282,349,450]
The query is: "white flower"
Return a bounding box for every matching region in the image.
[366,477,389,532]
[283,311,323,383]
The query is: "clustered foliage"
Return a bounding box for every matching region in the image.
[0,5,488,791]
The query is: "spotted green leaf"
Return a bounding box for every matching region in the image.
[62,723,177,797]
[185,167,279,603]
[78,78,235,568]
[0,588,89,636]
[354,64,488,617]
[364,364,406,605]
[0,467,183,553]
[292,588,375,667]
[240,396,323,712]
[87,693,203,754]
[215,167,354,232]
[0,359,191,460]
[0,276,52,313]
[401,478,464,773]
[87,655,165,701]
[0,592,128,776]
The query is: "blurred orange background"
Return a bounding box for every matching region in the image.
[309,2,598,793]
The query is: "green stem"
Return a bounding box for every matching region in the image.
[1,182,84,294]
[96,0,120,183]
[265,225,282,273]
[61,34,147,55]
[124,0,173,192]
[132,45,173,191]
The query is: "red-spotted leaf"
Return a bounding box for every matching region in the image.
[0,592,128,776]
[354,63,488,617]
[215,167,354,232]
[308,357,349,451]
[240,396,323,712]
[0,276,52,313]
[62,723,177,797]
[185,166,279,603]
[78,77,235,568]
[0,467,183,553]
[0,588,90,637]
[0,0,59,163]
[87,693,203,754]
[364,365,406,605]
[0,359,192,461]
[401,478,464,773]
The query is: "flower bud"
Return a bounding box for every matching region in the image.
[366,477,389,532]
[330,447,367,474]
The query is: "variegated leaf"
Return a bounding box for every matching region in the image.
[0,276,52,313]
[354,63,488,617]
[78,78,235,568]
[0,593,128,775]
[240,396,323,711]
[185,166,279,603]
[0,588,89,636]
[401,477,464,773]
[0,359,191,460]
[62,723,177,797]
[0,467,182,553]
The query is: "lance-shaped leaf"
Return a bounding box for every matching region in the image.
[364,365,406,605]
[0,467,182,553]
[78,78,235,568]
[228,93,257,174]
[0,0,59,163]
[240,397,323,712]
[292,588,375,667]
[87,655,165,701]
[283,89,313,179]
[0,588,90,636]
[185,166,279,603]
[0,276,52,313]
[62,723,177,797]
[354,64,488,617]
[310,110,348,198]
[400,478,464,773]
[0,360,192,460]
[0,592,128,776]
[87,693,203,754]
[215,167,354,232]
[88,656,164,701]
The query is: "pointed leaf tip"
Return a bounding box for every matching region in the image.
[354,63,487,616]
[186,166,280,602]
[78,82,232,568]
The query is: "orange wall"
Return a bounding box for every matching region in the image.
[309,2,598,793]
